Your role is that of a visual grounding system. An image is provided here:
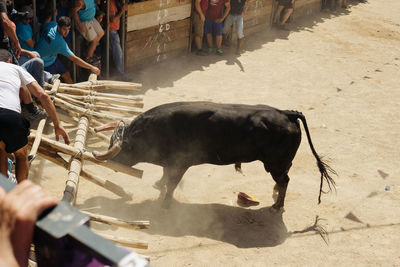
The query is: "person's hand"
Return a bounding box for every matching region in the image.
[0,181,58,267]
[55,125,70,145]
[215,18,223,23]
[29,52,40,58]
[200,14,205,22]
[91,66,101,76]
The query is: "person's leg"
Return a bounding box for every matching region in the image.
[236,15,245,54]
[204,18,214,52]
[52,58,73,84]
[109,30,125,77]
[86,20,105,59]
[61,72,73,84]
[273,5,285,24]
[280,8,293,25]
[0,141,8,178]
[21,58,45,87]
[222,15,234,47]
[14,145,29,183]
[215,21,223,52]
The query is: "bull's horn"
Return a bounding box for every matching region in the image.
[94,120,121,133]
[92,144,122,161]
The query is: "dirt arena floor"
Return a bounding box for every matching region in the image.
[31,0,400,265]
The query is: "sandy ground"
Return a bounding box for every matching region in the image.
[30,0,400,266]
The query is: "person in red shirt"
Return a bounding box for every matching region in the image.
[193,0,208,56]
[205,0,230,55]
[106,0,129,81]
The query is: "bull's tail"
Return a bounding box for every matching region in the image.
[286,110,337,204]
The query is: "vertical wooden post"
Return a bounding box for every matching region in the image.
[62,74,97,204]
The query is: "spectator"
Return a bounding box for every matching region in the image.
[15,5,34,52]
[0,49,69,182]
[0,0,21,57]
[0,180,58,267]
[193,0,208,56]
[72,0,105,64]
[205,0,230,55]
[106,0,129,81]
[222,0,246,55]
[272,0,295,31]
[35,16,100,84]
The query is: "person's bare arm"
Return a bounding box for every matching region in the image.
[0,12,21,57]
[195,0,205,22]
[68,54,100,75]
[26,81,70,144]
[0,180,58,267]
[71,0,86,33]
[20,48,39,59]
[216,2,230,23]
[110,4,128,23]
[24,38,35,49]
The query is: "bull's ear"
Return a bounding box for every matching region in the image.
[92,144,122,161]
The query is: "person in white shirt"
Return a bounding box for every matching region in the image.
[0,49,70,182]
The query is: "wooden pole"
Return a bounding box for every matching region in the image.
[82,211,150,230]
[28,130,143,178]
[96,233,148,249]
[29,119,47,158]
[62,74,96,203]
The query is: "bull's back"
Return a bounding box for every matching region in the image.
[126,102,301,166]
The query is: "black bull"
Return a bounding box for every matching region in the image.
[93,102,336,210]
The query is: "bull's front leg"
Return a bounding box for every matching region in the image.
[157,167,187,208]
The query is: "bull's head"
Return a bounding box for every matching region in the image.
[92,120,125,161]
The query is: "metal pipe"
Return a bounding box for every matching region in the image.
[72,20,77,82]
[32,0,37,36]
[106,0,110,79]
[52,0,56,21]
[121,0,127,71]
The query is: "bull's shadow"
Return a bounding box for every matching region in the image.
[77,197,289,248]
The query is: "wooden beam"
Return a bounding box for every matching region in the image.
[28,134,143,178]
[96,233,148,249]
[127,4,191,31]
[83,211,150,230]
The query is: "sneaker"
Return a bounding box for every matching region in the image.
[22,105,48,124]
[49,74,60,84]
[195,50,208,56]
[216,48,223,55]
[208,48,214,54]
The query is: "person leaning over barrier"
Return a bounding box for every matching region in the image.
[0,49,70,183]
[35,16,100,84]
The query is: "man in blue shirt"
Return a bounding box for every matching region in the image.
[16,5,34,52]
[35,16,100,83]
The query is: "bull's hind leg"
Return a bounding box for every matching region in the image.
[158,167,187,208]
[265,163,291,212]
